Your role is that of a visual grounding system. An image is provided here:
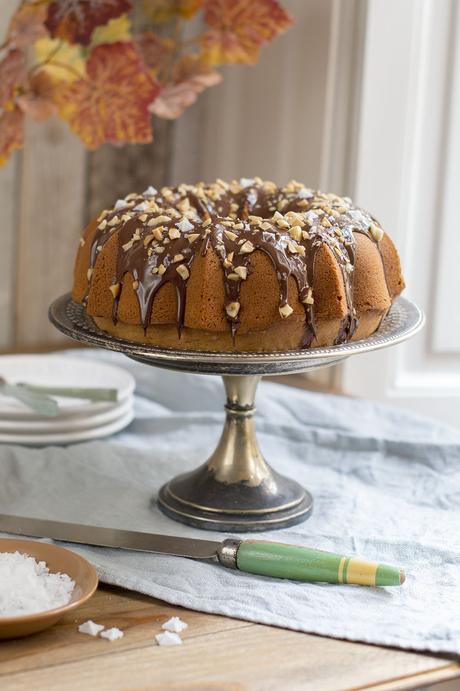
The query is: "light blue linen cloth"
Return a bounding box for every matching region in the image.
[1,349,459,655]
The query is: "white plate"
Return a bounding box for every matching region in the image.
[0,397,133,434]
[0,355,135,420]
[0,408,134,446]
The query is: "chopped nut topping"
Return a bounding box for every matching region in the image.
[227,272,240,281]
[108,215,120,226]
[148,215,171,226]
[79,237,85,247]
[239,240,254,254]
[234,265,248,280]
[143,234,155,247]
[132,280,139,290]
[187,233,200,243]
[202,218,212,227]
[169,228,181,240]
[226,302,240,318]
[87,268,93,282]
[223,257,233,269]
[173,253,184,262]
[279,303,294,318]
[321,217,332,228]
[302,288,314,305]
[290,225,302,241]
[260,222,272,231]
[158,264,166,275]
[224,230,238,241]
[177,198,191,213]
[153,226,164,241]
[109,283,120,298]
[138,213,148,222]
[176,264,190,280]
[285,211,304,226]
[234,222,244,230]
[369,223,384,242]
[276,218,290,229]
[154,246,165,254]
[121,214,132,222]
[98,219,107,230]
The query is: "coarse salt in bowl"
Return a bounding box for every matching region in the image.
[0,538,98,639]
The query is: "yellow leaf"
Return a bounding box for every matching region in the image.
[35,37,86,82]
[90,15,132,47]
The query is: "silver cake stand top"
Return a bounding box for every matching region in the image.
[49,293,424,376]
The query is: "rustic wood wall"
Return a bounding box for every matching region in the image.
[0,0,362,364]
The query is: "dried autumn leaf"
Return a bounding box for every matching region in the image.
[201,0,293,65]
[0,50,28,110]
[35,37,86,82]
[0,108,24,166]
[90,14,131,46]
[6,1,49,49]
[135,31,174,76]
[142,0,202,23]
[45,0,132,45]
[53,42,159,149]
[17,71,57,122]
[150,54,221,119]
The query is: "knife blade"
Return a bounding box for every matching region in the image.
[0,514,405,586]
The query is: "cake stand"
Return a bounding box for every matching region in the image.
[49,294,424,532]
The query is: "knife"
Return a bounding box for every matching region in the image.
[0,514,405,587]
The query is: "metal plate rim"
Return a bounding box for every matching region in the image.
[49,293,424,375]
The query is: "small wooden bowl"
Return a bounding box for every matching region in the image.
[0,538,98,639]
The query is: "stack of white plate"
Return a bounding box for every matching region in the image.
[0,355,135,446]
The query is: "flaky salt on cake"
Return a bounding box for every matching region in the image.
[72,178,405,352]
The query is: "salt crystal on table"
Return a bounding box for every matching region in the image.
[100,627,124,641]
[161,617,188,633]
[155,631,182,646]
[78,620,105,636]
[0,552,74,617]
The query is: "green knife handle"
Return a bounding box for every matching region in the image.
[235,540,404,587]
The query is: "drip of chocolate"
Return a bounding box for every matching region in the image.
[83,179,388,348]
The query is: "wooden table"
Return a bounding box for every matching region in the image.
[1,586,459,691]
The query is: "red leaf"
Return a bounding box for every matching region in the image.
[150,54,221,119]
[53,42,159,148]
[135,31,174,75]
[142,0,203,23]
[17,71,58,122]
[7,1,49,49]
[0,50,28,110]
[0,108,24,166]
[46,0,132,45]
[201,0,293,65]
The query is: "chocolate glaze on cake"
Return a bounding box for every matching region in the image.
[74,178,404,351]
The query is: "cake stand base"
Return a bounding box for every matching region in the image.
[157,375,313,531]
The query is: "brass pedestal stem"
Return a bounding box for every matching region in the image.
[158,375,313,531]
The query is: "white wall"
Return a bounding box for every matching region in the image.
[341,0,460,430]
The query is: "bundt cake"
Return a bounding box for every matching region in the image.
[72,178,405,352]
